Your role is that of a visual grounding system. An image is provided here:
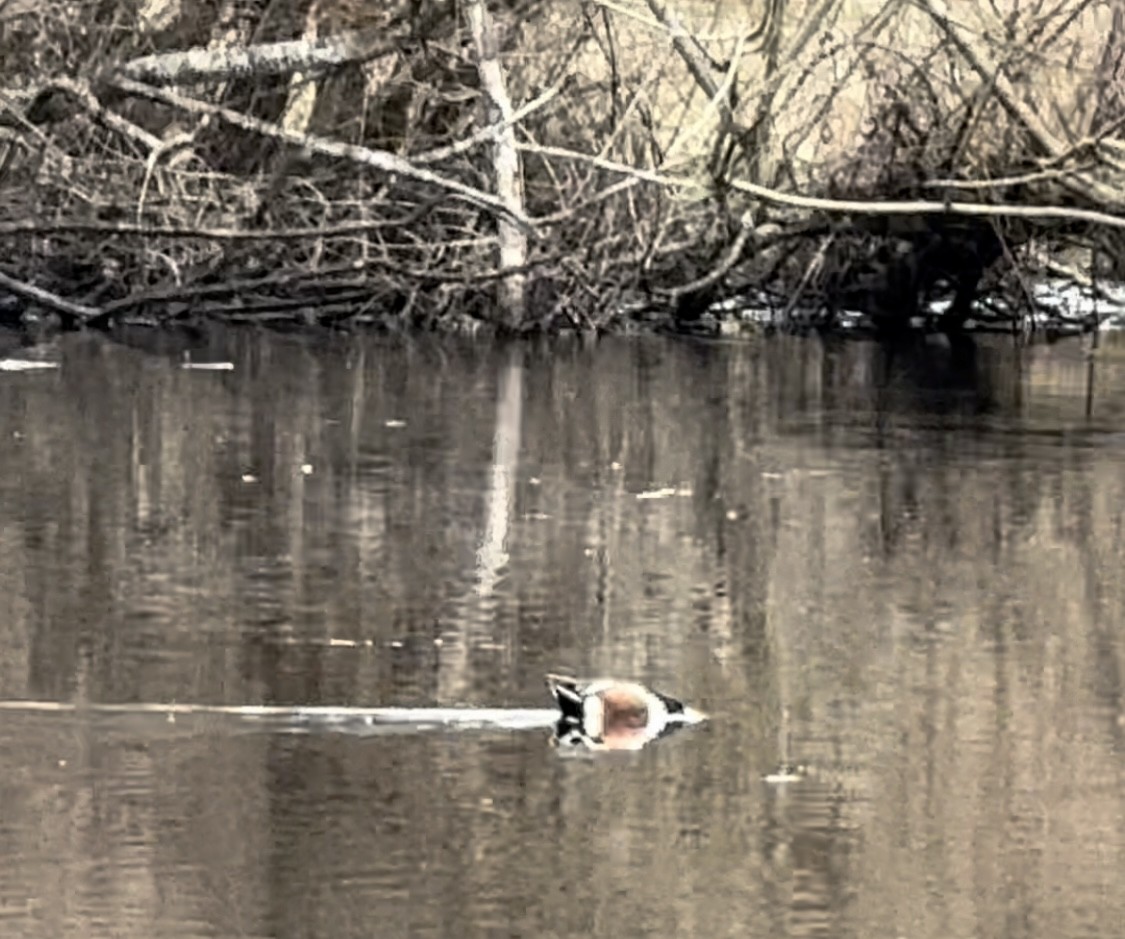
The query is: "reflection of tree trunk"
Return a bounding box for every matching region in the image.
[437,347,523,702]
[476,347,524,597]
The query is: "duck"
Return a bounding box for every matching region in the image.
[545,673,706,750]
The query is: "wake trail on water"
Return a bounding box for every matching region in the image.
[0,700,561,735]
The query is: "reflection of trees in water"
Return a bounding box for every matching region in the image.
[871,333,993,415]
[4,332,1125,939]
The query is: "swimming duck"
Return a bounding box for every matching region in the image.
[545,673,706,750]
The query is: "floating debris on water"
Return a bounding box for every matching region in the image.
[0,359,58,372]
[181,361,234,371]
[636,487,692,500]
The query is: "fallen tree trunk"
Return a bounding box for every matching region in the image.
[112,30,397,86]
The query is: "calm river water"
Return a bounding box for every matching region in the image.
[1,329,1124,939]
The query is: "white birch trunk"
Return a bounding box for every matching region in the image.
[118,31,396,86]
[464,0,528,329]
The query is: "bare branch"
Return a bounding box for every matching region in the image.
[519,141,1125,231]
[112,31,397,86]
[109,77,538,233]
[0,269,99,320]
[40,77,161,152]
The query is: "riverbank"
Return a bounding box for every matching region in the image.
[2,1,1123,336]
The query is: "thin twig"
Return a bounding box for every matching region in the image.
[42,77,160,152]
[412,76,566,165]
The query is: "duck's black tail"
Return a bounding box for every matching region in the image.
[544,674,584,725]
[653,691,686,717]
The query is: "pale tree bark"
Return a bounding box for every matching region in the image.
[138,0,180,33]
[1090,1,1125,275]
[745,0,785,185]
[1092,1,1125,134]
[280,2,324,136]
[464,0,528,329]
[116,31,396,86]
[476,347,524,598]
[437,347,524,703]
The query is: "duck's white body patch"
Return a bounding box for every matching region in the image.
[580,679,674,740]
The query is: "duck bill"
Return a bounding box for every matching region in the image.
[677,705,707,725]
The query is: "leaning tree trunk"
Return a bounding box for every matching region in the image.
[1092,1,1125,133]
[464,0,527,330]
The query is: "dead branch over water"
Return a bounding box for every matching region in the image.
[1,0,1124,334]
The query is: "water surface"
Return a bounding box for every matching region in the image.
[1,329,1124,939]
